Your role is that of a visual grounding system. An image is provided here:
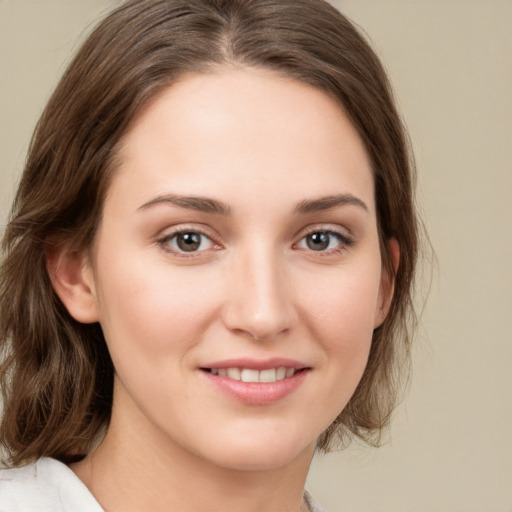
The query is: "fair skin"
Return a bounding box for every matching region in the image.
[50,67,396,512]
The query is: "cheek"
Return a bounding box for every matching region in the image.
[299,260,382,343]
[297,258,381,401]
[93,253,223,361]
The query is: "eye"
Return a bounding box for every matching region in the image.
[296,230,353,252]
[162,231,214,253]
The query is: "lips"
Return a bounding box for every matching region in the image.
[206,367,297,383]
[200,358,310,405]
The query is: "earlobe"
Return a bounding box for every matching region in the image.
[46,245,99,324]
[374,237,400,328]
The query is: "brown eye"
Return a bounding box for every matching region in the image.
[305,232,330,251]
[177,232,201,251]
[165,231,213,253]
[297,230,353,253]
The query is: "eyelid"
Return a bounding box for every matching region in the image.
[296,223,354,240]
[293,225,356,253]
[156,224,222,257]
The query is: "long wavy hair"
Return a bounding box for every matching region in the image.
[0,0,419,466]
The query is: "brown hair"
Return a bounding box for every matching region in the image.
[0,0,419,466]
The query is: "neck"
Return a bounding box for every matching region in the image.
[71,392,315,512]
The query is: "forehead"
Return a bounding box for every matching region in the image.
[109,67,375,215]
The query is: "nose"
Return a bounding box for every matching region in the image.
[221,244,297,341]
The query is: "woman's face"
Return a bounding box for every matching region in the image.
[83,68,389,471]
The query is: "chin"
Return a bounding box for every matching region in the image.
[193,427,317,472]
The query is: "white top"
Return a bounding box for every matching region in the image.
[0,457,327,512]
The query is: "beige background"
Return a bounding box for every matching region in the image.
[1,1,511,511]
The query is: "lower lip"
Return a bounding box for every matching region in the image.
[202,370,309,405]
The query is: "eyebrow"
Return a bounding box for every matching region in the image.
[138,194,231,215]
[138,192,368,216]
[294,194,369,215]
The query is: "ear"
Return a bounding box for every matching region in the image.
[374,237,400,328]
[46,244,99,323]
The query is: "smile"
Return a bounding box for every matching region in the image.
[200,358,310,404]
[205,367,298,383]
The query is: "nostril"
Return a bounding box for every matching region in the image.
[220,265,298,340]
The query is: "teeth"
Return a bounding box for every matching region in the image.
[227,368,241,380]
[210,367,297,382]
[259,369,277,383]
[241,369,259,383]
[276,367,286,380]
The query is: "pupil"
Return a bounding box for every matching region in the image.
[307,232,329,251]
[177,232,201,252]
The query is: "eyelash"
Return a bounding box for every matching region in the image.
[157,227,219,259]
[157,226,355,258]
[294,228,355,256]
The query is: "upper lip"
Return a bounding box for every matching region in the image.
[200,357,310,370]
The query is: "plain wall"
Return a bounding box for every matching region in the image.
[1,1,511,511]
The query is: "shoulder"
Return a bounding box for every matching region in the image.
[0,460,326,512]
[0,457,103,512]
[304,489,330,512]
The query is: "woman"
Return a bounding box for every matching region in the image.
[0,0,419,510]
